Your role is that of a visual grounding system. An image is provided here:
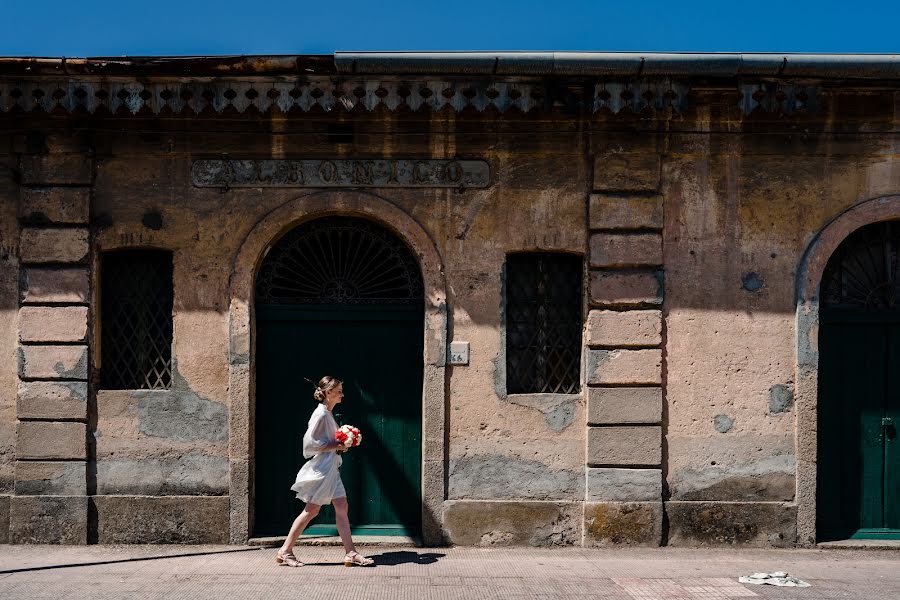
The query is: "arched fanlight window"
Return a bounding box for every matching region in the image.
[255,216,423,305]
[821,220,900,311]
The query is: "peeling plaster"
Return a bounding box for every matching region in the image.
[134,377,227,443]
[768,384,794,414]
[670,454,796,501]
[713,414,734,433]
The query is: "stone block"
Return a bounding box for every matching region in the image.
[9,495,88,544]
[590,270,663,306]
[19,154,93,186]
[15,461,86,495]
[587,426,661,466]
[587,468,662,501]
[16,421,86,460]
[587,387,662,424]
[593,153,660,192]
[19,187,90,224]
[587,310,662,347]
[587,349,662,385]
[19,306,88,343]
[21,268,90,304]
[589,194,664,230]
[94,495,230,544]
[0,495,8,543]
[20,228,89,264]
[18,345,88,380]
[583,502,663,546]
[590,233,663,268]
[97,453,229,496]
[443,500,582,546]
[666,501,798,547]
[17,381,88,420]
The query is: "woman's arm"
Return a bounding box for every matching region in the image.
[303,412,348,455]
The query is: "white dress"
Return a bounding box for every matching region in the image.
[290,403,346,504]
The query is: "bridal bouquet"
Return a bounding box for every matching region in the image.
[335,424,362,448]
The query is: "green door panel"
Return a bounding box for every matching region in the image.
[819,316,900,540]
[885,325,900,530]
[254,305,423,538]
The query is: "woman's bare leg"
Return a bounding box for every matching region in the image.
[280,502,321,554]
[332,496,355,554]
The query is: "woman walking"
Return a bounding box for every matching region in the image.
[275,376,374,567]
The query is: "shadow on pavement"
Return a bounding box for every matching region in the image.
[0,547,262,574]
[372,550,445,565]
[301,550,445,567]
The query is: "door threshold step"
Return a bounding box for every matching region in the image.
[248,534,421,547]
[818,540,900,550]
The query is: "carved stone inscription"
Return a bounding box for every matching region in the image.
[191,159,490,188]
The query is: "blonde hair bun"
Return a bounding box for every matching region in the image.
[313,375,342,403]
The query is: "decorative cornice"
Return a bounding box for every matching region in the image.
[0,77,818,116]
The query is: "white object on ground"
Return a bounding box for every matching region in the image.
[738,572,811,587]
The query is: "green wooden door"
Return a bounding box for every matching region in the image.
[818,315,900,540]
[254,305,423,537]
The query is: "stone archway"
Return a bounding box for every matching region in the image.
[227,190,448,544]
[795,194,900,545]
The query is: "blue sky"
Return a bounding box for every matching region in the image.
[4,1,898,56]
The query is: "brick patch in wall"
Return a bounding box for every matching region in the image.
[9,496,88,544]
[21,268,90,304]
[18,306,88,343]
[587,426,662,466]
[583,501,663,547]
[587,349,662,385]
[17,381,88,421]
[586,468,662,502]
[590,232,663,268]
[587,309,662,348]
[16,421,87,460]
[587,387,662,424]
[590,271,663,306]
[15,461,86,495]
[19,155,93,186]
[18,345,88,380]
[19,187,90,224]
[593,153,660,193]
[589,194,664,230]
[20,228,89,264]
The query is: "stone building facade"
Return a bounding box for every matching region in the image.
[0,53,898,546]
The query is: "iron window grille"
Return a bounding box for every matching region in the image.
[505,253,583,394]
[821,220,900,311]
[101,249,174,389]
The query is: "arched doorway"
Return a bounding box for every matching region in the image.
[817,220,900,541]
[252,216,425,538]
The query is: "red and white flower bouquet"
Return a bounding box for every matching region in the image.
[335,424,362,448]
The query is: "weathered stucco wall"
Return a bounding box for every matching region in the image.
[0,145,20,509]
[1,79,898,546]
[661,92,900,545]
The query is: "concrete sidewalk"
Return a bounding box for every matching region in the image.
[0,545,897,600]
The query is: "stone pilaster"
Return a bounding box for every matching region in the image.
[583,151,664,546]
[12,151,92,544]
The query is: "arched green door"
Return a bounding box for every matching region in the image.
[253,217,424,538]
[818,221,900,541]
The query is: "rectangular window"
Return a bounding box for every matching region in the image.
[100,249,174,390]
[505,253,582,394]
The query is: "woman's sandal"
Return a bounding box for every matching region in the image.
[343,551,374,567]
[275,549,303,567]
